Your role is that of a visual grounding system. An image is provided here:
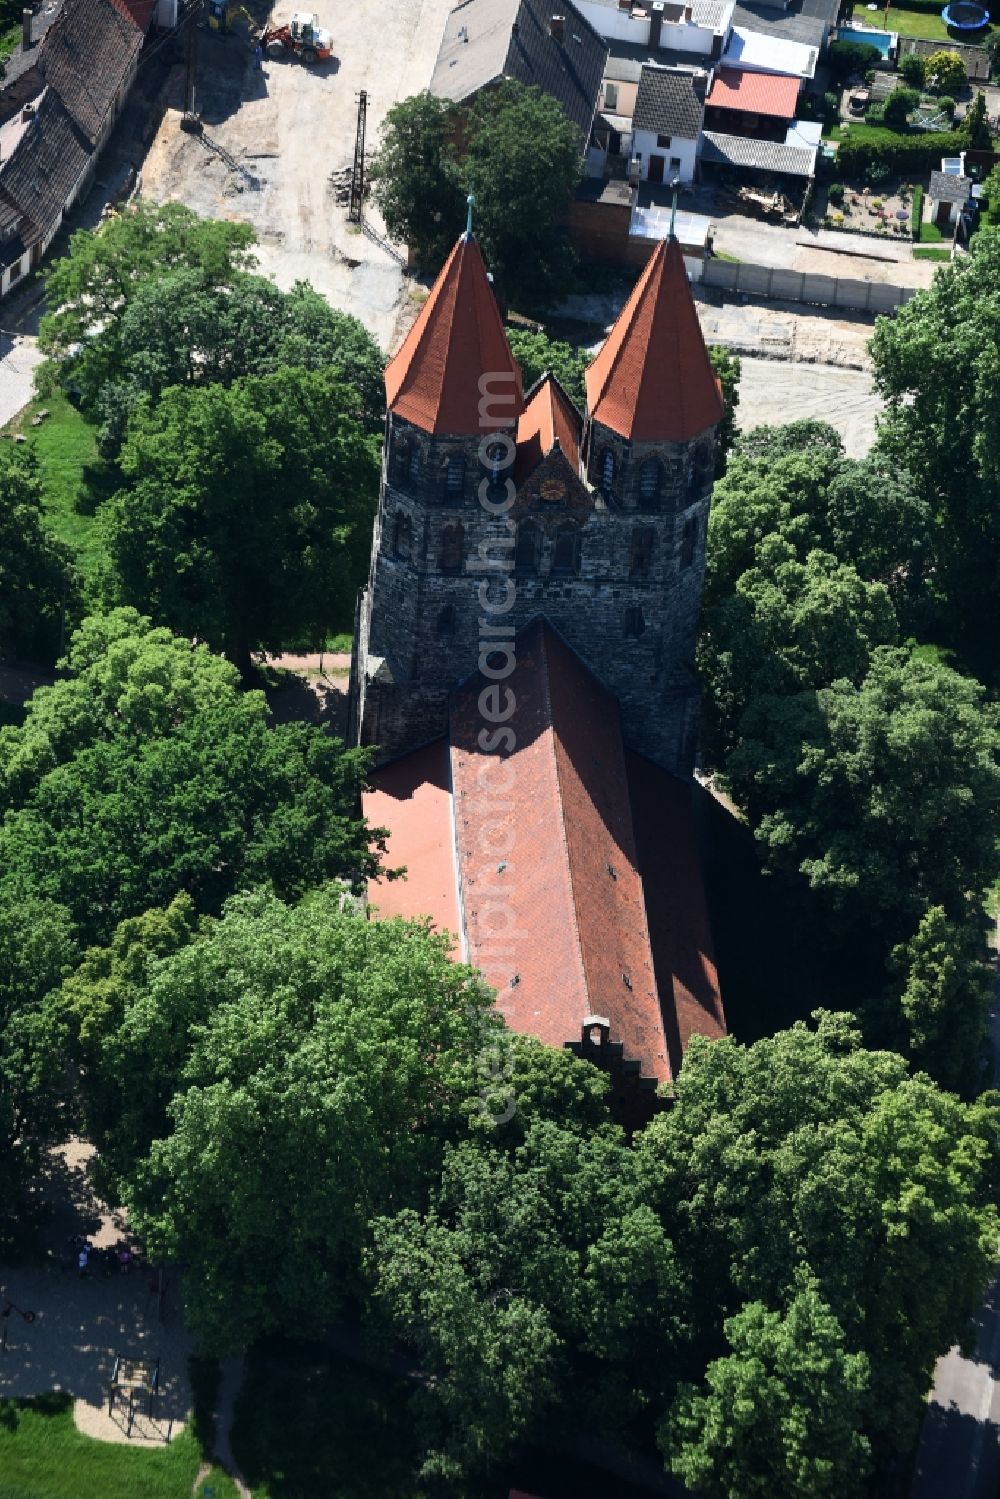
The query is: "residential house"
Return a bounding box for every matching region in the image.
[0,0,146,297]
[429,0,609,143]
[928,159,975,237]
[630,63,706,181]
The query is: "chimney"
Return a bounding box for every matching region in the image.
[21,6,32,48]
[549,13,565,40]
[692,67,708,99]
[648,0,664,48]
[683,3,692,18]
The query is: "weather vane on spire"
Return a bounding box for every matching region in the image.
[466,193,476,237]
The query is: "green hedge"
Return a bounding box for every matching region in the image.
[910,182,924,236]
[837,126,970,175]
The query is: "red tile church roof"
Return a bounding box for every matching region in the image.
[384,233,524,436]
[585,236,724,443]
[364,619,725,1083]
[514,375,582,483]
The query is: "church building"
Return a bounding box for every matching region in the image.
[349,223,727,1123]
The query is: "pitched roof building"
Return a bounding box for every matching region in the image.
[631,64,705,141]
[353,224,727,1121]
[430,0,609,142]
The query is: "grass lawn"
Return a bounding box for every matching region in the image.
[2,393,104,590]
[851,2,993,39]
[914,244,953,256]
[0,1393,211,1499]
[919,219,945,240]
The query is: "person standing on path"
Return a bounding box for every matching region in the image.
[77,1246,89,1278]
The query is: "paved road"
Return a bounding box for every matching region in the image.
[911,974,1000,1499]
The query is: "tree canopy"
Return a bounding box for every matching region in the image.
[0,610,380,950]
[0,447,80,663]
[102,370,379,673]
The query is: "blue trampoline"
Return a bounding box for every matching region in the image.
[941,1,989,27]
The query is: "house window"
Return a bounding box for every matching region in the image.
[8,261,21,285]
[681,514,698,568]
[514,519,541,573]
[669,156,682,170]
[394,512,413,561]
[440,521,464,573]
[552,522,580,575]
[657,133,672,149]
[639,457,662,506]
[630,526,655,578]
[623,605,645,638]
[604,82,619,110]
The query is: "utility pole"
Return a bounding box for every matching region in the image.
[348,90,367,224]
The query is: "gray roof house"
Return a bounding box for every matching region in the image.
[631,64,705,139]
[430,0,610,141]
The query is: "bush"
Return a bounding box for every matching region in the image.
[884,85,920,131]
[938,95,956,119]
[828,39,883,79]
[910,182,924,238]
[899,52,926,87]
[925,49,967,93]
[828,181,846,206]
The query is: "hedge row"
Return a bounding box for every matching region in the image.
[837,126,971,175]
[911,182,924,236]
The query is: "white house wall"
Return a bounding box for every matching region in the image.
[576,0,717,55]
[632,127,698,181]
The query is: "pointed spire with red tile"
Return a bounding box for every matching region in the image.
[384,233,524,437]
[585,237,724,443]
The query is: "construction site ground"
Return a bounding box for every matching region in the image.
[140,0,455,351]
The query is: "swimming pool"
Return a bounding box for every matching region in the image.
[846,25,894,54]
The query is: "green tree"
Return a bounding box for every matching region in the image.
[872,228,1000,677]
[883,85,919,131]
[637,1013,1000,1466]
[883,905,993,1093]
[39,201,257,408]
[728,647,1000,940]
[506,326,590,409]
[700,541,898,759]
[368,91,467,270]
[899,51,926,87]
[120,892,502,1348]
[966,91,992,150]
[925,49,967,94]
[103,370,379,674]
[666,1275,871,1498]
[708,346,741,475]
[0,610,380,948]
[371,1122,684,1481]
[96,273,385,455]
[463,81,582,309]
[0,448,79,662]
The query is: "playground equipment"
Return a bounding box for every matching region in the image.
[941,0,989,26]
[108,1355,160,1436]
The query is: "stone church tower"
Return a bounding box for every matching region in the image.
[349,229,724,777]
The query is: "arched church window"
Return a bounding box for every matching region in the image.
[552,522,580,575]
[623,605,645,638]
[514,519,541,573]
[394,511,413,561]
[681,514,698,569]
[440,521,464,573]
[629,526,655,579]
[639,458,662,506]
[485,440,508,482]
[445,454,465,497]
[436,604,457,636]
[598,448,616,497]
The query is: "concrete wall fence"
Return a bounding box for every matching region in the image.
[701,258,917,312]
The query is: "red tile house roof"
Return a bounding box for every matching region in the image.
[108,0,157,29]
[384,232,524,435]
[364,619,725,1093]
[585,236,724,443]
[37,0,142,146]
[706,66,801,119]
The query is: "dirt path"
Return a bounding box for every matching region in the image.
[212,1357,251,1499]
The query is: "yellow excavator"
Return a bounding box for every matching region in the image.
[206,0,256,32]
